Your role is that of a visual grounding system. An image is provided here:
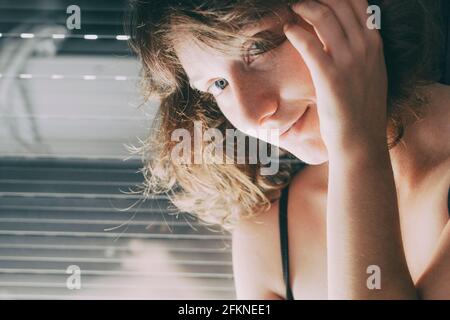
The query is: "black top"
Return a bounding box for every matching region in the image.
[279,185,294,300]
[278,185,450,301]
[441,0,450,85]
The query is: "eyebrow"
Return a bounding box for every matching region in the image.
[188,8,291,90]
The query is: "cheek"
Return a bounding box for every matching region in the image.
[305,106,322,135]
[283,105,327,163]
[277,43,316,100]
[291,104,322,140]
[217,105,251,136]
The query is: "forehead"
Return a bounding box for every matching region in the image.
[240,5,293,35]
[174,38,228,84]
[173,6,294,84]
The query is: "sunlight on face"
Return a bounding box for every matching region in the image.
[174,6,329,165]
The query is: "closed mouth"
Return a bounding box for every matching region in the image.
[280,106,310,138]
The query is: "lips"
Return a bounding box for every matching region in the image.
[280,106,310,138]
[279,123,295,137]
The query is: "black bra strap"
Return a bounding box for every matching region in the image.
[279,185,294,300]
[442,0,450,85]
[447,187,450,216]
[279,184,449,300]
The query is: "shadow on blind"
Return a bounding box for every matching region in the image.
[0,0,236,300]
[0,157,235,299]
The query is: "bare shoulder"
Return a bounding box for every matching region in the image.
[231,186,285,299]
[290,162,328,197]
[232,163,329,299]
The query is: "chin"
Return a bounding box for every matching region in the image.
[286,139,329,165]
[277,105,328,165]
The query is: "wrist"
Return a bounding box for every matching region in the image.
[326,131,390,163]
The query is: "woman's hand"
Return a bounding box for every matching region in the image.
[283,0,388,155]
[284,1,419,300]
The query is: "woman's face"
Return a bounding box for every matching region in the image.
[174,6,328,165]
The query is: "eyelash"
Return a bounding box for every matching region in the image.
[207,36,286,97]
[244,40,272,64]
[207,79,229,96]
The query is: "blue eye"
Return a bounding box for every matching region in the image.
[208,79,229,96]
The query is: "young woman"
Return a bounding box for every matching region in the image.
[127,0,450,299]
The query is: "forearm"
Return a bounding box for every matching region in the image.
[326,141,417,299]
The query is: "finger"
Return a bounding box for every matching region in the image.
[349,0,381,34]
[290,0,348,58]
[318,0,367,54]
[348,0,383,50]
[317,0,364,38]
[348,0,370,26]
[283,22,333,83]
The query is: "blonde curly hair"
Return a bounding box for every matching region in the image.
[125,0,444,231]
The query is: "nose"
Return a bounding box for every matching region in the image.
[225,67,279,132]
